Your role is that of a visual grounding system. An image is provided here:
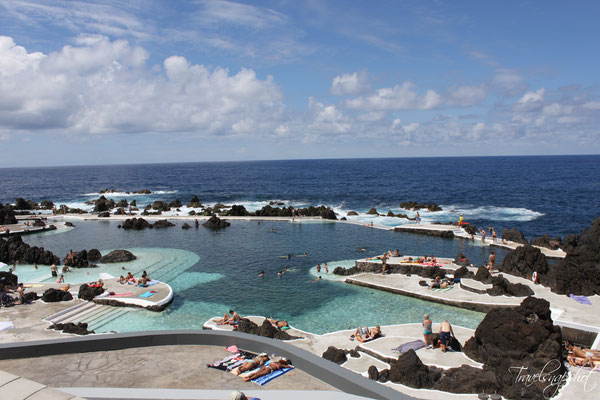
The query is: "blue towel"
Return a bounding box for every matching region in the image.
[569,294,591,305]
[253,366,294,386]
[139,291,154,298]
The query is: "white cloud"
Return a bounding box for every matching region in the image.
[197,0,287,29]
[330,72,369,96]
[0,35,284,137]
[445,85,487,107]
[490,68,527,97]
[345,82,441,111]
[583,101,600,110]
[518,88,545,104]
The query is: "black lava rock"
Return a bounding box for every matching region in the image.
[78,284,104,300]
[499,245,548,279]
[501,228,528,244]
[41,288,73,302]
[202,215,230,229]
[530,234,562,250]
[87,249,102,262]
[322,346,348,365]
[100,249,136,263]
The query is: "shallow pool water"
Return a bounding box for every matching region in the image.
[16,219,497,334]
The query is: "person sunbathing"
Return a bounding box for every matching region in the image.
[232,353,270,375]
[242,358,292,381]
[267,317,289,329]
[137,276,150,287]
[565,342,600,367]
[216,309,242,324]
[354,325,381,343]
[117,275,127,284]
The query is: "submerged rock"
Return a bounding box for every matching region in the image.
[152,219,175,229]
[100,249,136,263]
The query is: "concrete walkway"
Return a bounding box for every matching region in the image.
[0,369,85,400]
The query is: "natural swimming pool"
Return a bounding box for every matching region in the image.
[12,219,504,334]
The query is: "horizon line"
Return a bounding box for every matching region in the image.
[1,153,599,170]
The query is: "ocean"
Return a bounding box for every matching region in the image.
[2,155,599,334]
[2,155,599,237]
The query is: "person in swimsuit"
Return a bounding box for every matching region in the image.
[50,264,58,277]
[267,318,289,329]
[354,325,381,342]
[217,310,242,324]
[423,314,433,349]
[242,358,292,381]
[415,212,421,224]
[487,252,496,273]
[439,320,455,352]
[232,353,270,375]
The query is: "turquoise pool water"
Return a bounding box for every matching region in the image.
[15,220,493,334]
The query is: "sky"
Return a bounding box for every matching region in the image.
[0,0,599,167]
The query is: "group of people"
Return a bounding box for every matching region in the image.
[0,282,26,306]
[423,314,456,352]
[117,271,151,286]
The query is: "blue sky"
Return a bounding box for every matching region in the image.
[0,0,599,167]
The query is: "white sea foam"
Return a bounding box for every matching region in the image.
[82,190,178,197]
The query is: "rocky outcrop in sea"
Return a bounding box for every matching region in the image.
[99,249,136,263]
[0,236,60,265]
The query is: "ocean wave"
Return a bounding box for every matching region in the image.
[82,190,178,197]
[338,204,544,225]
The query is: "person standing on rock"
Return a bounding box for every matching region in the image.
[423,314,433,349]
[439,320,455,353]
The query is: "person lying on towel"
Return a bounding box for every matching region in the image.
[353,325,381,343]
[242,358,292,382]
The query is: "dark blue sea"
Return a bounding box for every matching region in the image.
[2,155,599,334]
[2,155,599,237]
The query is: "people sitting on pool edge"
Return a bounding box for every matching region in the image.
[352,325,382,343]
[232,353,270,375]
[216,309,243,325]
[242,358,293,382]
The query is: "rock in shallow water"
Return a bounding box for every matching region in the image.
[100,249,136,263]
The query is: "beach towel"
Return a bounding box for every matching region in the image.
[109,292,133,297]
[252,366,294,386]
[0,321,14,332]
[392,340,426,354]
[139,291,154,298]
[145,280,160,286]
[569,294,592,305]
[434,286,454,293]
[207,351,256,371]
[226,345,239,353]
